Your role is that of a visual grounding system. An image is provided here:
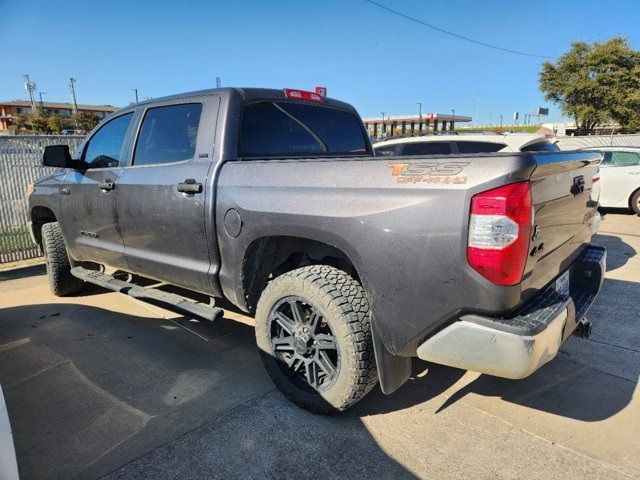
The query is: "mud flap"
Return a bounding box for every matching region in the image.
[371,321,412,394]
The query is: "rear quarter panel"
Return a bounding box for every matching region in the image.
[216,154,537,356]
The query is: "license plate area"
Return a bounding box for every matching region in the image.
[555,270,570,298]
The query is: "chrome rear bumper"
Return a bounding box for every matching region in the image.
[417,245,606,379]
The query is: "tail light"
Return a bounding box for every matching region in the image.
[283,89,324,102]
[467,182,532,286]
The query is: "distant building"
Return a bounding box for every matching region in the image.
[0,100,118,131]
[363,113,472,138]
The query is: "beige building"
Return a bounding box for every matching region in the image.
[0,100,117,131]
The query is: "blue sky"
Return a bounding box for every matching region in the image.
[1,0,639,124]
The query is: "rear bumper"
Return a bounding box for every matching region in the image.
[416,245,606,379]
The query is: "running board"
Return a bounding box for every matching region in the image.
[70,267,223,322]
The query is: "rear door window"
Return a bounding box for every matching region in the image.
[133,103,202,166]
[400,142,452,155]
[239,101,369,158]
[601,151,640,166]
[456,141,506,153]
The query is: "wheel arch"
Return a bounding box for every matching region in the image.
[30,206,57,247]
[241,235,360,315]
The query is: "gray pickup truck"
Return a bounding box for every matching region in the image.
[28,87,605,413]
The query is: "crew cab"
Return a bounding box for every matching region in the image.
[29,87,605,413]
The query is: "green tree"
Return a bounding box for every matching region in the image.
[47,113,68,134]
[29,114,50,133]
[71,111,99,133]
[539,37,640,131]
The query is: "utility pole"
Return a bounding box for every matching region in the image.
[451,109,455,130]
[39,92,46,112]
[23,74,37,113]
[69,77,78,114]
[133,88,139,103]
[499,114,503,130]
[381,112,385,134]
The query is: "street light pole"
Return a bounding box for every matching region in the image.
[39,92,46,112]
[381,112,385,134]
[451,109,455,131]
[499,114,503,130]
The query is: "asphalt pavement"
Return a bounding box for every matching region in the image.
[0,212,638,480]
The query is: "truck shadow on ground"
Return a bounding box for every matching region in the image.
[593,233,636,271]
[0,302,417,480]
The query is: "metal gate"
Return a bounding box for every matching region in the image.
[0,135,84,264]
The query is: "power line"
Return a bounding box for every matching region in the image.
[364,0,554,59]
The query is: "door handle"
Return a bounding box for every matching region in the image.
[177,179,202,194]
[98,180,115,191]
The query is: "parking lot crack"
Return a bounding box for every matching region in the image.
[585,338,640,354]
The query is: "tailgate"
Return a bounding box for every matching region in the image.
[520,151,601,297]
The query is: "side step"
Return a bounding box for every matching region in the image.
[70,267,223,322]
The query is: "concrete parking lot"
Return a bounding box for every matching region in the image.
[0,212,638,480]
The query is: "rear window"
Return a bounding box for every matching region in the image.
[239,101,369,158]
[456,141,506,153]
[401,142,452,155]
[521,141,559,152]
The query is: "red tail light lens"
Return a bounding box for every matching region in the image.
[467,182,532,286]
[283,89,324,102]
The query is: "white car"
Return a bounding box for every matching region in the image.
[0,386,19,480]
[583,147,640,215]
[373,132,559,156]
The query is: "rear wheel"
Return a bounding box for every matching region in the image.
[41,222,83,296]
[255,265,378,413]
[631,190,640,216]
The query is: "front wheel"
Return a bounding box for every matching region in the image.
[41,222,84,296]
[255,265,378,413]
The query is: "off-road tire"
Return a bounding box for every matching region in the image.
[41,222,83,296]
[631,190,640,216]
[255,265,378,414]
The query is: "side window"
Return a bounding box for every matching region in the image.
[457,141,506,153]
[401,142,452,155]
[602,151,640,167]
[375,145,396,156]
[83,113,133,168]
[133,103,202,166]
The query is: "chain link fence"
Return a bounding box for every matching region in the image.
[0,135,84,264]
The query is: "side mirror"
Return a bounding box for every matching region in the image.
[43,145,77,168]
